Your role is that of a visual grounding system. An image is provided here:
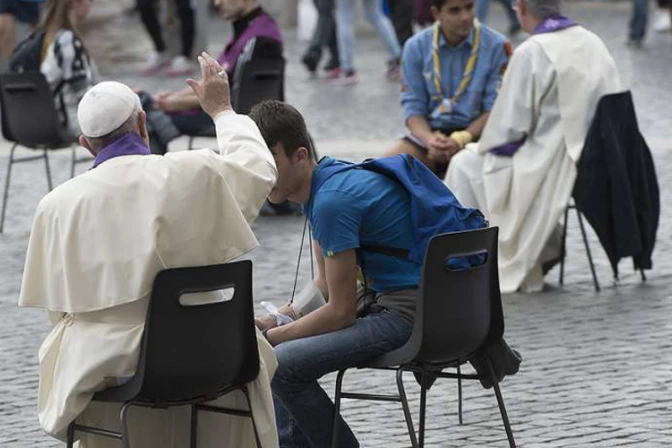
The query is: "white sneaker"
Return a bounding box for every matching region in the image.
[653,10,671,32]
[139,51,169,76]
[167,55,195,76]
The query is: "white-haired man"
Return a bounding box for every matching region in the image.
[445,0,624,293]
[18,53,280,447]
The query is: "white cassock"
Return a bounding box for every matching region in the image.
[18,113,280,447]
[445,25,624,293]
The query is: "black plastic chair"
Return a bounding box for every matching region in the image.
[231,57,285,115]
[558,202,601,291]
[66,260,263,448]
[0,72,86,233]
[186,125,216,151]
[331,227,516,448]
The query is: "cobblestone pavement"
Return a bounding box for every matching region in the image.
[1,1,672,446]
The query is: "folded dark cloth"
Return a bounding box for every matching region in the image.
[469,338,522,389]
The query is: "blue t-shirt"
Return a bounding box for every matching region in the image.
[304,157,421,292]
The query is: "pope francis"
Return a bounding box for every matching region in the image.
[445,0,623,293]
[18,52,280,447]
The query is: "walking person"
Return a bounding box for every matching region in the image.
[629,0,649,46]
[137,0,196,76]
[301,0,340,78]
[476,0,521,36]
[388,0,414,47]
[333,0,402,84]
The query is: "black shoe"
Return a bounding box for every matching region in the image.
[301,52,320,73]
[324,58,340,72]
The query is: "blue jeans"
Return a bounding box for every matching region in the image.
[335,0,402,72]
[476,0,520,30]
[272,310,413,448]
[630,0,649,42]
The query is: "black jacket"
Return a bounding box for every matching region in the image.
[573,91,660,278]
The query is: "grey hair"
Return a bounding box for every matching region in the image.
[85,108,141,152]
[522,0,562,19]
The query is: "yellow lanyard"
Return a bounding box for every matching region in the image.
[431,19,481,112]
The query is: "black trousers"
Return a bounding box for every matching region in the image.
[137,0,195,57]
[305,0,339,64]
[388,0,414,48]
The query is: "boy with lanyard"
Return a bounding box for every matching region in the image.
[386,0,511,178]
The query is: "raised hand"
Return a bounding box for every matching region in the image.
[186,51,233,118]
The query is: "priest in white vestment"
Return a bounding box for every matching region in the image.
[18,53,280,447]
[444,0,624,293]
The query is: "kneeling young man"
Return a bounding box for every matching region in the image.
[250,101,421,448]
[386,0,510,177]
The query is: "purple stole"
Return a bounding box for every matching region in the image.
[92,133,151,169]
[217,12,283,76]
[489,16,578,156]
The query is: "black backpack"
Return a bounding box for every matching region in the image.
[9,30,46,73]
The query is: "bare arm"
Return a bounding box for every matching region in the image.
[313,240,329,300]
[407,115,437,146]
[466,112,490,141]
[158,87,200,112]
[266,249,358,345]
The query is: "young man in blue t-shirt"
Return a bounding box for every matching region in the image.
[250,100,420,448]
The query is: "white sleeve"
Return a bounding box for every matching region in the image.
[209,111,278,222]
[477,45,546,154]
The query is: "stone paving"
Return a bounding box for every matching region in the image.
[1,1,672,447]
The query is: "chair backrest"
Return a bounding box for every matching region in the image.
[0,72,67,148]
[131,261,260,403]
[231,57,285,115]
[415,227,504,365]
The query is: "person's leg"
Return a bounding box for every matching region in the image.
[388,0,414,48]
[169,110,213,136]
[303,0,333,72]
[174,0,195,58]
[272,310,413,448]
[630,0,649,43]
[137,0,166,53]
[335,0,356,73]
[444,145,487,212]
[322,0,340,69]
[497,0,521,33]
[0,14,15,59]
[386,137,440,174]
[361,0,402,61]
[475,0,490,23]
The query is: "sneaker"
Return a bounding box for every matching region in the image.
[329,69,358,85]
[326,66,341,80]
[323,58,340,72]
[139,51,169,76]
[386,59,401,82]
[653,10,671,32]
[166,55,195,76]
[301,51,320,74]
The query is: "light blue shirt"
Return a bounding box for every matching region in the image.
[401,24,510,131]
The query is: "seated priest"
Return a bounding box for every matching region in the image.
[444,0,624,293]
[385,0,510,178]
[18,54,280,447]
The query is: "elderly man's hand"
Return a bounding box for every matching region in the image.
[186,51,232,118]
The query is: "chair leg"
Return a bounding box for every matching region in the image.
[331,369,347,448]
[419,371,429,448]
[559,206,569,285]
[640,269,647,282]
[486,359,516,448]
[242,386,263,448]
[70,145,76,179]
[576,210,600,292]
[396,368,418,448]
[188,136,194,151]
[120,402,134,448]
[0,144,16,233]
[66,421,75,448]
[190,404,198,448]
[43,149,53,191]
[457,365,463,425]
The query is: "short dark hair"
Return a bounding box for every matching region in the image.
[249,100,315,159]
[431,0,473,8]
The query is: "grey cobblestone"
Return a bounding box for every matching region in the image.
[2,1,672,447]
